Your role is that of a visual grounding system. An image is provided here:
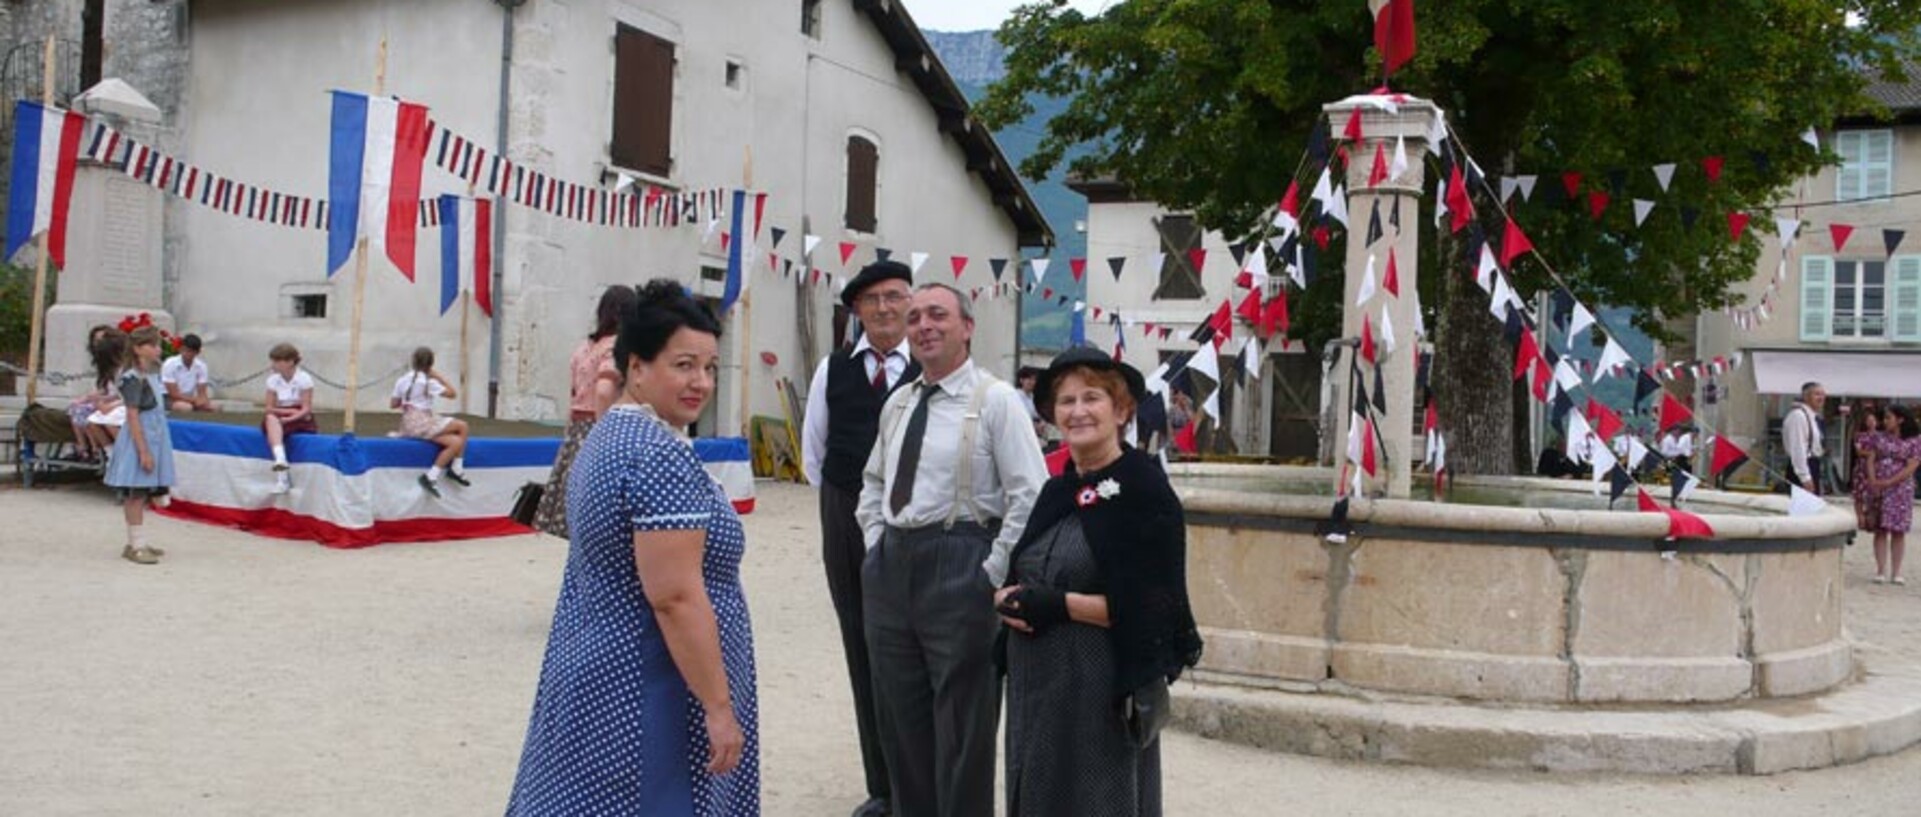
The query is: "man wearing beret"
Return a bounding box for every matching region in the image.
[802,260,919,817]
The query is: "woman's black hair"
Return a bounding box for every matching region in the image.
[592,284,639,341]
[1890,404,1920,439]
[613,279,723,371]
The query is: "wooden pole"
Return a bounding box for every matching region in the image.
[736,147,753,437]
[342,38,388,434]
[459,289,471,415]
[22,36,55,405]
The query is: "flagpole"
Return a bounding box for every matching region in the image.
[736,146,753,438]
[342,37,387,434]
[22,35,55,405]
[459,288,471,415]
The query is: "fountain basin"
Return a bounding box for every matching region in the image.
[1174,464,1855,704]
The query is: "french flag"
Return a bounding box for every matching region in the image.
[720,189,747,314]
[436,195,493,317]
[5,102,87,267]
[327,91,430,280]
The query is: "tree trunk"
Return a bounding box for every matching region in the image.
[1434,247,1516,476]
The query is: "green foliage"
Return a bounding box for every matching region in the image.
[0,261,51,358]
[976,0,1921,339]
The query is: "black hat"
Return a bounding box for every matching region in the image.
[1034,346,1147,426]
[840,260,914,308]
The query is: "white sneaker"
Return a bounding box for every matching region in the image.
[151,493,171,509]
[272,473,291,495]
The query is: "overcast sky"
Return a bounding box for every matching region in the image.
[905,0,1112,32]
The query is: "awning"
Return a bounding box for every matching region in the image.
[1750,350,1921,398]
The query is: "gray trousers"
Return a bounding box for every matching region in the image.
[863,522,1003,817]
[818,481,891,800]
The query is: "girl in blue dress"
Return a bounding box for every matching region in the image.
[508,280,758,815]
[102,325,177,565]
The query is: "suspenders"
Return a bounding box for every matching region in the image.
[878,369,1002,531]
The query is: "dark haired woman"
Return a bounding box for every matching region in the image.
[535,284,638,539]
[1868,405,1921,586]
[994,347,1202,817]
[508,279,758,815]
[1851,403,1886,576]
[67,325,126,460]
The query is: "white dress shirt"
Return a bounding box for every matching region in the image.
[1782,402,1824,483]
[855,358,1048,585]
[801,335,911,487]
[161,355,209,398]
[1658,432,1694,459]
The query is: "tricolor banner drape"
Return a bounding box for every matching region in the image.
[436,194,493,316]
[327,91,431,279]
[5,101,85,266]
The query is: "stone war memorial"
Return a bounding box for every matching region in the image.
[1161,95,1907,776]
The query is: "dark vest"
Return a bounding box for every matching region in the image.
[821,345,919,491]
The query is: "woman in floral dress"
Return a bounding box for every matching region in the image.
[1869,405,1921,586]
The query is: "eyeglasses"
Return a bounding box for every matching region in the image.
[856,291,911,307]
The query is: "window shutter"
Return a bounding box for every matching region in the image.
[1866,130,1894,199]
[1835,131,1862,201]
[1893,255,1921,342]
[844,136,878,232]
[612,25,675,177]
[1800,256,1832,342]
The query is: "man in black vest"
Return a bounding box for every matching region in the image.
[802,260,918,817]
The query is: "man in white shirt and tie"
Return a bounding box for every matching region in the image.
[1784,381,1827,494]
[857,282,1047,817]
[802,260,918,817]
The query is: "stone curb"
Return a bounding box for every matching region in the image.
[1172,654,1921,775]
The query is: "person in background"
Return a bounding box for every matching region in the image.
[391,346,471,498]
[996,347,1202,817]
[102,326,177,565]
[535,284,637,540]
[1868,405,1921,586]
[507,279,757,814]
[1853,403,1886,573]
[1659,423,1695,477]
[67,325,124,461]
[800,260,917,817]
[262,343,317,495]
[1018,365,1047,440]
[162,333,218,413]
[1783,381,1827,494]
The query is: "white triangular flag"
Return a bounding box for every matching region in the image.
[1652,163,1676,192]
[1490,275,1516,322]
[1310,168,1334,207]
[1288,241,1306,289]
[1189,344,1221,385]
[1379,308,1397,355]
[909,251,930,276]
[1390,135,1410,182]
[1517,175,1538,202]
[1242,337,1263,380]
[1150,252,1166,279]
[1774,217,1801,250]
[1788,485,1827,517]
[1411,286,1427,338]
[1346,410,1366,468]
[1801,127,1820,150]
[1596,338,1632,376]
[1568,303,1597,343]
[1626,437,1651,471]
[1202,387,1222,423]
[803,234,822,259]
[1073,300,1086,313]
[704,218,723,245]
[1590,437,1620,485]
[1566,411,1595,463]
[1426,109,1449,151]
[1357,253,1379,305]
[1030,258,1051,282]
[1243,243,1270,284]
[1675,471,1702,505]
[1435,175,1450,228]
[1475,243,1499,293]
[1554,359,1584,394]
[1325,185,1349,228]
[1633,199,1655,227]
[1500,176,1521,202]
[1144,362,1171,395]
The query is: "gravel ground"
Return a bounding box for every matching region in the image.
[3,480,1919,816]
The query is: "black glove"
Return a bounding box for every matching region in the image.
[1003,586,1070,632]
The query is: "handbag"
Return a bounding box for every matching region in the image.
[1120,676,1171,749]
[509,482,544,527]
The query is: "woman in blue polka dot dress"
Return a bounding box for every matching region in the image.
[508,280,758,815]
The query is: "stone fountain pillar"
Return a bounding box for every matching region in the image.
[1325,96,1439,499]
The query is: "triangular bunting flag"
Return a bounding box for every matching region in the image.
[1517,175,1538,201]
[1360,315,1377,365]
[1500,219,1533,268]
[769,227,787,248]
[804,234,822,258]
[1728,211,1751,242]
[876,248,893,262]
[839,241,857,267]
[1652,163,1676,192]
[1368,144,1390,187]
[1107,256,1127,281]
[1070,257,1087,282]
[1031,257,1051,282]
[908,251,929,276]
[1325,187,1349,228]
[1633,199,1655,227]
[1830,223,1854,253]
[1659,392,1690,433]
[989,257,1009,281]
[1561,172,1583,199]
[1709,435,1749,479]
[950,255,969,280]
[1342,107,1365,141]
[1886,229,1906,256]
[1383,248,1401,297]
[1357,253,1379,305]
[1447,164,1472,233]
[1391,135,1410,181]
[1366,200,1384,246]
[1588,190,1610,221]
[1188,248,1208,277]
[1701,155,1724,183]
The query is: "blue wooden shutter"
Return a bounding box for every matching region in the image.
[1800,256,1832,342]
[1893,255,1921,342]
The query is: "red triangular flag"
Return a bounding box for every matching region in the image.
[1174,415,1199,454]
[1830,223,1855,253]
[1237,287,1263,323]
[720,232,731,255]
[1658,392,1691,433]
[839,241,858,267]
[1587,398,1624,442]
[1278,180,1302,220]
[1728,211,1751,242]
[1663,506,1716,540]
[1709,435,1749,477]
[1587,190,1610,221]
[1447,163,1473,233]
[1208,299,1234,349]
[1368,144,1390,187]
[950,255,969,279]
[1701,155,1724,184]
[1637,488,1661,513]
[1373,0,1417,77]
[1312,226,1332,250]
[1532,357,1552,402]
[1561,172,1583,199]
[1361,417,1379,476]
[1383,248,1401,297]
[1360,315,1378,364]
[1188,248,1208,276]
[1042,287,1054,300]
[1260,289,1290,339]
[1070,258,1087,282]
[1499,219,1533,268]
[1343,107,1365,141]
[1514,329,1541,381]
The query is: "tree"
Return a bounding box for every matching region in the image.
[976,0,1921,474]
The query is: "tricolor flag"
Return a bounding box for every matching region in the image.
[721,189,748,314]
[5,102,87,267]
[1370,0,1417,77]
[327,91,431,279]
[436,195,493,317]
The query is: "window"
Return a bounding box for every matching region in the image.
[1803,255,1921,342]
[845,135,879,233]
[725,60,744,90]
[292,293,327,319]
[1832,259,1886,338]
[612,24,675,178]
[1153,214,1205,300]
[1835,129,1892,202]
[700,264,726,283]
[802,0,823,38]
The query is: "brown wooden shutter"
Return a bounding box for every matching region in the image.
[845,136,879,233]
[1153,215,1204,299]
[613,24,675,177]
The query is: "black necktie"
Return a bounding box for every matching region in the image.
[889,384,938,515]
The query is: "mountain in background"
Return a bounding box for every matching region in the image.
[925,29,1083,352]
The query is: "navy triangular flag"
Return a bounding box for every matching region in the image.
[1307,119,1331,164]
[1634,369,1661,407]
[770,227,787,249]
[990,258,1009,281]
[1886,229,1906,256]
[1229,242,1248,267]
[1550,289,1576,330]
[1502,308,1526,346]
[1388,197,1401,232]
[876,248,893,262]
[1108,257,1127,281]
[1550,390,1575,431]
[1372,364,1388,414]
[1607,464,1633,507]
[1606,169,1628,197]
[1365,200,1384,246]
[1680,206,1701,231]
[1749,150,1770,176]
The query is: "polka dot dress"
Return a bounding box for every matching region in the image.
[507,405,760,816]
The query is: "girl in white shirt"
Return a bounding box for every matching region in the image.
[262,343,316,495]
[390,346,470,498]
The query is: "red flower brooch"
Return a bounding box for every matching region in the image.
[1075,478,1122,508]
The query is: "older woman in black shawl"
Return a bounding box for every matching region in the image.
[994,347,1203,817]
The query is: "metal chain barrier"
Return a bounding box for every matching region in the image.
[1,360,407,393]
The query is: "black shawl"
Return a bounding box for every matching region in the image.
[1003,447,1204,701]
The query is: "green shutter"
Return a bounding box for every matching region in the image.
[1893,255,1921,342]
[1801,256,1833,342]
[1836,132,1861,201]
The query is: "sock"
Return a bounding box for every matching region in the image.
[127,525,145,550]
[272,445,288,466]
[452,457,465,474]
[427,465,444,481]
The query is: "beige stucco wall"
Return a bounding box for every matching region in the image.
[169,0,1029,429]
